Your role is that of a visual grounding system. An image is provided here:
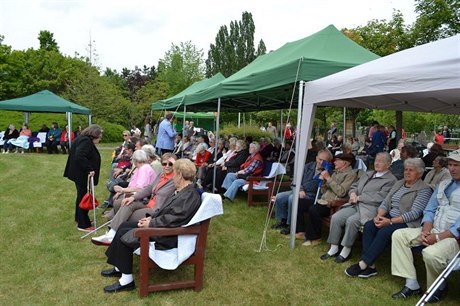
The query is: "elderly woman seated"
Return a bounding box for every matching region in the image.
[345,158,432,278]
[390,144,418,180]
[320,152,397,263]
[299,153,358,246]
[100,158,201,293]
[105,149,155,207]
[221,141,264,202]
[92,153,176,246]
[423,156,451,190]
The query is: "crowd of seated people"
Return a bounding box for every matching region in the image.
[84,123,460,301]
[1,122,82,154]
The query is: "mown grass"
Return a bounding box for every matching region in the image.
[0,146,459,305]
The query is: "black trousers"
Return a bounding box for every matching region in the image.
[306,204,331,240]
[105,221,139,274]
[75,182,91,228]
[296,198,315,232]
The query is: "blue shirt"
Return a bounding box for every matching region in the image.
[422,180,460,238]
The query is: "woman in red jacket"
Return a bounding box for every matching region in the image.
[195,143,212,186]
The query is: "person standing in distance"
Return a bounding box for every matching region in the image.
[64,124,103,232]
[155,113,177,155]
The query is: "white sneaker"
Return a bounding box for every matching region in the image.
[91,233,113,246]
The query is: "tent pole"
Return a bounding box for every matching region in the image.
[183,105,187,138]
[280,110,283,139]
[396,111,403,142]
[212,98,221,193]
[238,112,241,128]
[23,112,30,125]
[290,80,304,249]
[67,112,72,149]
[343,107,346,141]
[88,114,92,126]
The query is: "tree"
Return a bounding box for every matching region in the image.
[157,41,205,96]
[206,11,266,77]
[411,0,460,45]
[342,11,412,56]
[38,30,59,52]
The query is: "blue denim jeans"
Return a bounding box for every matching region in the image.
[222,173,246,200]
[361,217,407,266]
[274,190,294,222]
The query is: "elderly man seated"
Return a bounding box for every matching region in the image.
[300,153,358,245]
[391,151,460,302]
[221,142,263,202]
[272,149,333,234]
[321,152,397,263]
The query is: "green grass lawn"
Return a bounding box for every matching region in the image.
[0,145,459,305]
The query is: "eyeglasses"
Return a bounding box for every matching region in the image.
[123,134,129,137]
[162,162,174,167]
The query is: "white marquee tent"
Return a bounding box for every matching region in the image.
[289,35,460,247]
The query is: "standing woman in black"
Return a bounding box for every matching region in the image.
[64,124,103,232]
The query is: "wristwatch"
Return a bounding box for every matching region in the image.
[435,233,441,242]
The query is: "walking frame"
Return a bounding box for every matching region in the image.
[416,249,460,306]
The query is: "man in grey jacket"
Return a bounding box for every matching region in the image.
[321,152,397,263]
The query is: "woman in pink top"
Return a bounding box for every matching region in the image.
[113,150,156,200]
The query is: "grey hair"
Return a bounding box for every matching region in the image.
[435,156,448,168]
[317,149,333,161]
[376,152,392,165]
[132,149,148,163]
[236,139,246,149]
[229,137,237,146]
[250,141,260,152]
[141,144,158,161]
[196,143,207,152]
[404,158,425,174]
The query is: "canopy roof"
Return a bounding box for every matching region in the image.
[156,25,379,112]
[152,73,225,110]
[173,112,216,119]
[304,34,460,114]
[0,90,91,114]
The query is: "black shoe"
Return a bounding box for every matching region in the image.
[335,253,351,264]
[358,267,377,278]
[320,252,338,260]
[98,201,112,209]
[344,263,362,277]
[103,281,135,293]
[101,268,122,278]
[271,221,287,229]
[391,286,423,299]
[280,227,290,235]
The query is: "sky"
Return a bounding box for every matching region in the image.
[0,0,418,72]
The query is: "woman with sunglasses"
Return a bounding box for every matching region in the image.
[92,153,177,245]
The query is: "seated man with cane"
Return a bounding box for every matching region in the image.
[272,149,333,235]
[391,150,460,302]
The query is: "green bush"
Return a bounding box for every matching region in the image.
[220,123,274,141]
[92,119,126,143]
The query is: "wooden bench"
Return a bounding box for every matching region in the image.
[441,143,459,153]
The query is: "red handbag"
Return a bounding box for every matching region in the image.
[79,175,99,210]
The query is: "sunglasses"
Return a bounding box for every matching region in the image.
[162,162,174,167]
[123,134,129,137]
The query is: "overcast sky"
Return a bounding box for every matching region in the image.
[0,0,418,72]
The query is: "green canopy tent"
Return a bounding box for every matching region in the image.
[152,73,225,111]
[0,90,92,147]
[154,25,379,112]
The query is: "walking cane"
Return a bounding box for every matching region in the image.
[314,180,323,204]
[80,220,111,239]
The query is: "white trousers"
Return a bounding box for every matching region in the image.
[391,227,459,287]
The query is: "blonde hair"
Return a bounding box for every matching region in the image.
[173,158,196,181]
